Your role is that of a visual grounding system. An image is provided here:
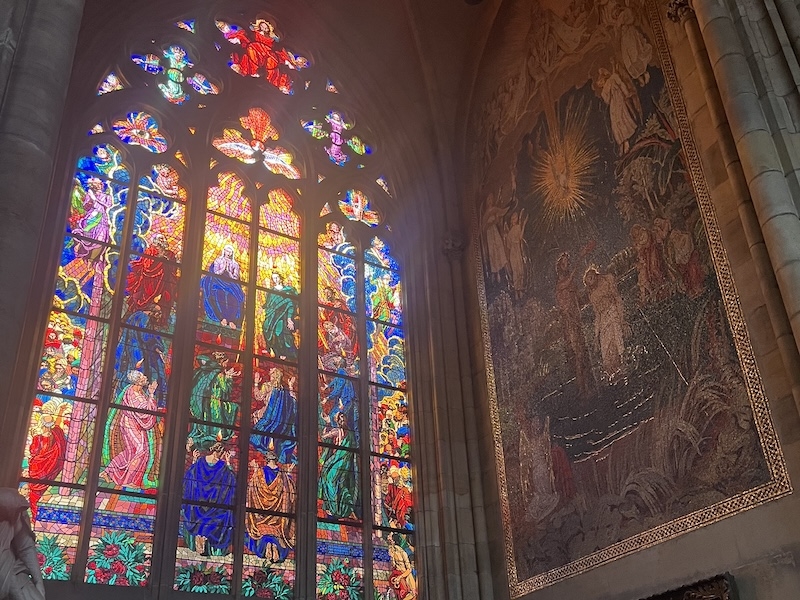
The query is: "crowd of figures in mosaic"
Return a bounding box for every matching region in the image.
[473,0,782,594]
[19,8,415,599]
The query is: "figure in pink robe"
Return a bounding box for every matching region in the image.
[100,370,158,489]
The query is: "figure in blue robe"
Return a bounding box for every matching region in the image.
[200,246,245,329]
[322,359,359,443]
[251,368,297,464]
[181,442,236,556]
[115,307,168,408]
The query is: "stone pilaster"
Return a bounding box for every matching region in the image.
[0,0,85,484]
[669,0,800,409]
[693,0,800,373]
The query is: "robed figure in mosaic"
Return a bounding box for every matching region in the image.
[181,442,236,556]
[200,245,246,330]
[318,412,360,520]
[188,352,240,450]
[261,272,298,361]
[26,414,66,522]
[251,369,297,464]
[245,450,295,562]
[100,370,159,489]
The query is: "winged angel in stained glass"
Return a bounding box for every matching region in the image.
[132,45,218,105]
[301,111,372,167]
[216,19,309,94]
[213,107,301,180]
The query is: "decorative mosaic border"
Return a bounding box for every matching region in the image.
[473,2,792,597]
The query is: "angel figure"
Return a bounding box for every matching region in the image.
[132,45,218,105]
[213,107,302,179]
[216,19,309,94]
[301,110,372,167]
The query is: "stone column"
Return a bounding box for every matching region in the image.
[668,0,800,407]
[0,0,85,484]
[775,0,800,65]
[692,0,800,366]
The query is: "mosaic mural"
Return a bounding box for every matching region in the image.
[471,0,790,595]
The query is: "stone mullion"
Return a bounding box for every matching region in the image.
[155,144,215,597]
[297,204,318,600]
[0,0,86,486]
[357,250,374,600]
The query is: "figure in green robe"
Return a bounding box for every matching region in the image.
[261,272,299,361]
[318,412,360,520]
[188,352,240,450]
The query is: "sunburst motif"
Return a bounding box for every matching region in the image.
[532,107,598,229]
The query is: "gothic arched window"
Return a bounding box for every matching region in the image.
[18,7,415,599]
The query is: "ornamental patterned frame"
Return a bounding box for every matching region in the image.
[16,4,415,599]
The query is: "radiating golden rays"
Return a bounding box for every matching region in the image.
[532,107,599,229]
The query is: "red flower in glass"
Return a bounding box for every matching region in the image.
[111,560,126,575]
[190,571,206,586]
[331,570,351,587]
[102,544,120,558]
[207,571,221,585]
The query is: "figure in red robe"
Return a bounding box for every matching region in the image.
[217,19,309,94]
[27,415,66,522]
[319,287,358,357]
[125,233,178,325]
[384,466,412,529]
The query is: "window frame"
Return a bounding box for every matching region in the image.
[12,5,416,599]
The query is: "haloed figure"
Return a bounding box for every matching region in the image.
[201,244,245,329]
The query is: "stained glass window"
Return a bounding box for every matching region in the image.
[18,9,415,599]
